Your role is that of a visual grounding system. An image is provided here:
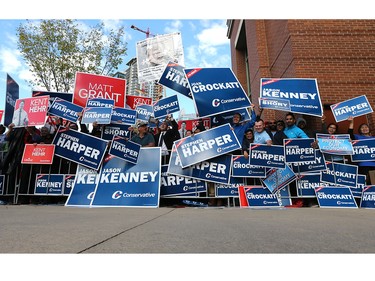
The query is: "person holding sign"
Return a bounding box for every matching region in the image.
[348,116,375,184]
[130,122,155,147]
[284,112,309,139]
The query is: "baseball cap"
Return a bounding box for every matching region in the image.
[137,121,148,128]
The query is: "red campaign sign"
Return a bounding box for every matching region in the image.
[21,144,55,165]
[12,96,49,128]
[126,95,152,109]
[177,118,211,131]
[73,72,126,108]
[0,110,3,123]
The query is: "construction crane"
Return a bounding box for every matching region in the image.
[130,25,155,38]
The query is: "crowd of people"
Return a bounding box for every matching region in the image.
[0,104,374,207]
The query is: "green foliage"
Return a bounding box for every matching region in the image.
[17,19,127,92]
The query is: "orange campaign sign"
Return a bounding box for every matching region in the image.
[21,144,55,165]
[12,96,49,128]
[73,72,126,108]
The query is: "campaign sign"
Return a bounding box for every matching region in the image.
[360,185,375,209]
[81,107,113,124]
[259,97,291,111]
[168,145,232,184]
[33,90,73,103]
[215,177,244,197]
[53,127,108,170]
[249,144,285,169]
[12,96,49,128]
[136,104,153,122]
[316,134,353,155]
[178,118,211,132]
[21,144,55,165]
[331,95,373,122]
[34,174,64,195]
[160,165,206,197]
[321,161,358,188]
[126,95,152,109]
[48,98,84,123]
[0,175,4,195]
[111,107,136,125]
[73,72,126,108]
[297,173,329,197]
[231,155,266,178]
[91,148,161,208]
[276,186,292,207]
[101,124,132,141]
[86,98,114,108]
[65,165,98,207]
[260,78,323,117]
[284,138,316,163]
[109,136,141,164]
[184,68,251,118]
[0,110,3,123]
[158,62,192,99]
[262,165,296,193]
[290,149,327,174]
[63,174,75,195]
[351,138,375,162]
[351,174,366,198]
[5,74,19,126]
[153,95,180,119]
[174,124,241,168]
[239,186,280,208]
[315,186,357,208]
[211,108,253,127]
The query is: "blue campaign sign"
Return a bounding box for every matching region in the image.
[215,177,244,197]
[284,138,316,163]
[34,174,64,195]
[260,78,323,117]
[276,186,292,207]
[111,107,136,125]
[90,148,161,208]
[153,95,180,119]
[109,136,141,164]
[102,124,132,141]
[351,138,375,162]
[321,161,358,188]
[86,98,114,108]
[351,174,366,198]
[65,165,98,207]
[211,108,252,126]
[53,127,108,170]
[360,185,375,209]
[262,166,296,193]
[160,165,206,197]
[290,149,327,174]
[174,123,241,168]
[33,90,73,102]
[315,186,357,208]
[48,98,84,123]
[296,173,329,197]
[158,62,192,99]
[231,155,266,178]
[243,186,281,208]
[259,97,291,111]
[81,107,113,124]
[331,95,373,122]
[184,68,251,118]
[168,145,232,184]
[316,134,354,155]
[0,175,5,195]
[249,144,285,169]
[63,174,75,195]
[136,104,153,122]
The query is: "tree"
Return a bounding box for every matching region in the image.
[17,19,128,92]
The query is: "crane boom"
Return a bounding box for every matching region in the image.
[130,25,155,38]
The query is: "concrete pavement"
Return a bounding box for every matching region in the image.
[1,204,374,254]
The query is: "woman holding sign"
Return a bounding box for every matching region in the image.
[348,116,375,184]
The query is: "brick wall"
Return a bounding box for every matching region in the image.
[228,19,375,134]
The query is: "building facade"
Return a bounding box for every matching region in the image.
[227,20,375,134]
